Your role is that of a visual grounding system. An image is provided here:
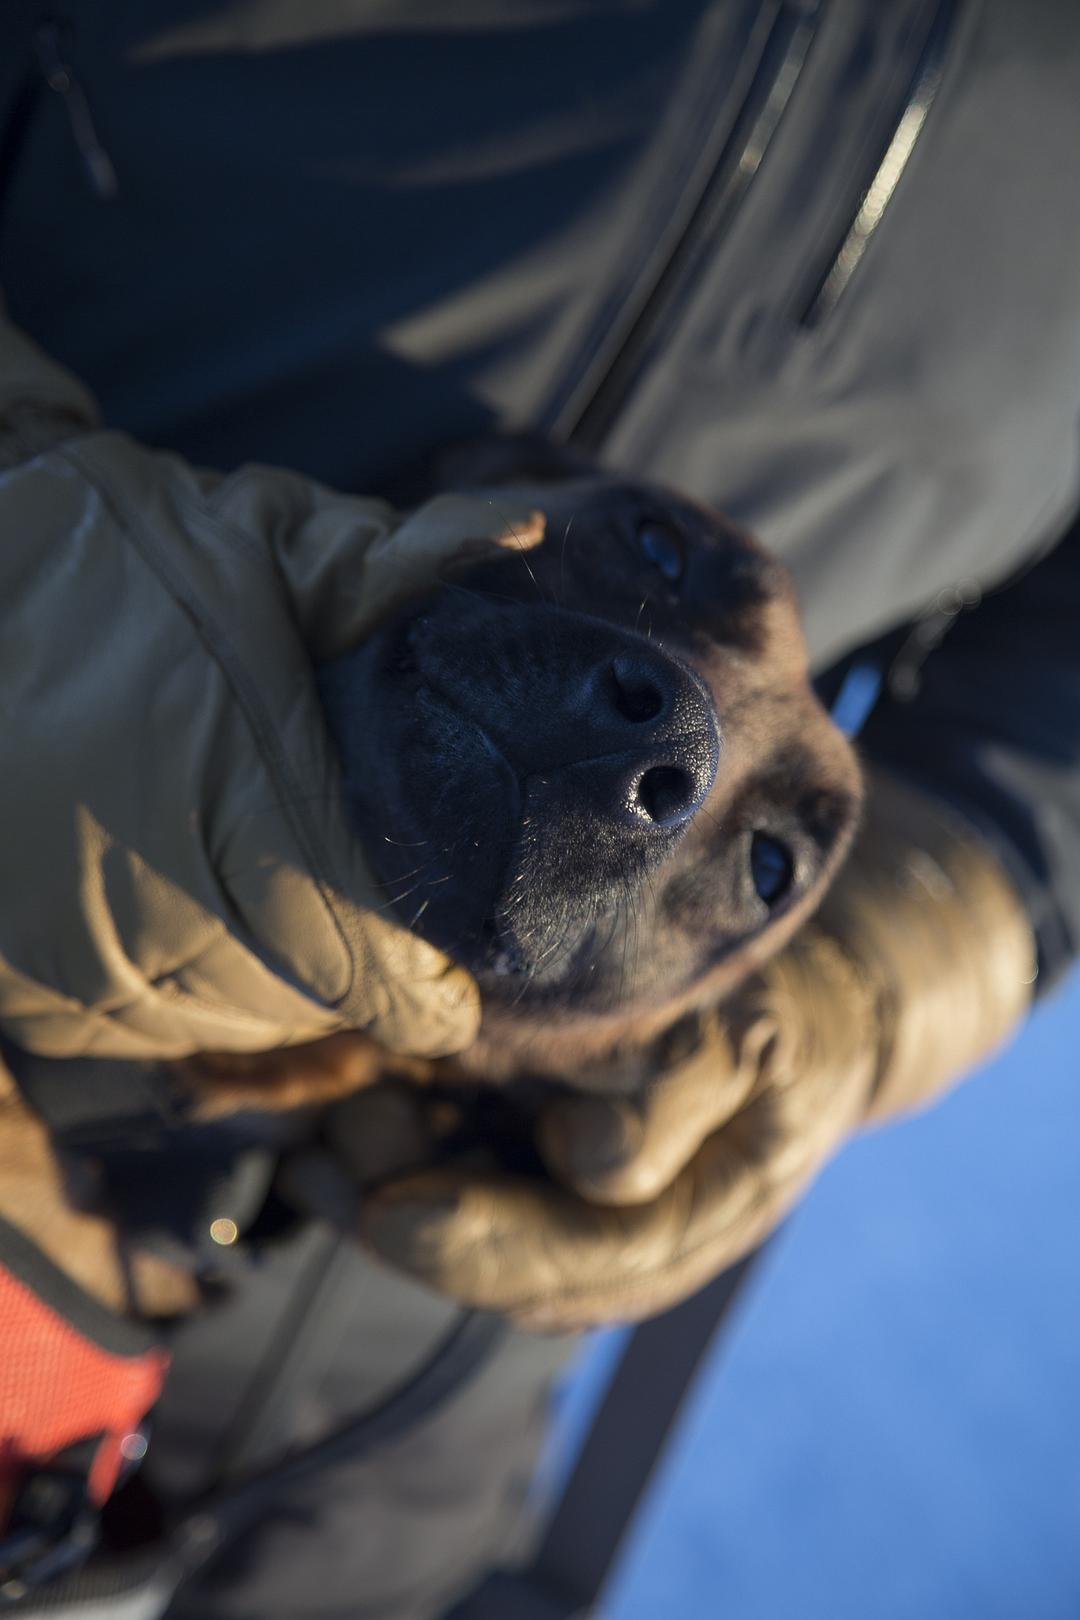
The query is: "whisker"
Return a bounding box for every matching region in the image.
[380,869,453,912]
[558,512,577,610]
[380,855,439,884]
[615,884,639,1009]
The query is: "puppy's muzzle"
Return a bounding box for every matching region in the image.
[334,594,725,988]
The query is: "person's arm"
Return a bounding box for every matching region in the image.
[0,300,543,1065]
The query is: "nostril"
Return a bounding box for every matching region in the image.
[610,654,665,724]
[636,764,697,825]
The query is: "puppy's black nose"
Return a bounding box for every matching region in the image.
[599,650,720,828]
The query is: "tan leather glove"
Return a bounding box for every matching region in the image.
[354,769,1037,1326]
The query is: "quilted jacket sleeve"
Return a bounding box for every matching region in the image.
[0,301,540,1062]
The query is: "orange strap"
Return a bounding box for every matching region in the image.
[0,1223,168,1524]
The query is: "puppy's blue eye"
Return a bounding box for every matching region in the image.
[750,832,794,906]
[637,521,685,582]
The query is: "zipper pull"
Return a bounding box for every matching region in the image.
[34,17,118,201]
[887,579,983,702]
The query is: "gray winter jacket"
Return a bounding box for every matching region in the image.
[2,3,1080,1618]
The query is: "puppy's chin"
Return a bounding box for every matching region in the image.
[447,883,810,1092]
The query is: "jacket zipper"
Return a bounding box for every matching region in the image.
[796,0,961,327]
[562,0,822,453]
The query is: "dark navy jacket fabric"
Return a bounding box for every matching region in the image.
[2,2,1080,1614]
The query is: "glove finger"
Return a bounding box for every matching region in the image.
[278,1148,355,1223]
[358,1040,870,1329]
[537,1007,772,1206]
[356,1119,781,1329]
[359,1164,687,1326]
[328,1083,444,1187]
[349,494,545,645]
[362,948,877,1323]
[277,1083,446,1226]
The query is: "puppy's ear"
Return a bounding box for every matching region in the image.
[432,432,600,492]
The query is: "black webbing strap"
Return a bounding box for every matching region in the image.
[444,1256,756,1620]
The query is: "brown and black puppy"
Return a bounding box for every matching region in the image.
[8,461,862,1307]
[310,457,862,1095]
